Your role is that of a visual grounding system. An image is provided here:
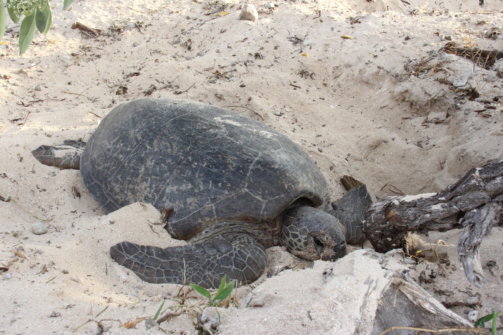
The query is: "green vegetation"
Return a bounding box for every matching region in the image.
[475,311,499,335]
[0,0,74,54]
[152,300,166,321]
[190,275,236,307]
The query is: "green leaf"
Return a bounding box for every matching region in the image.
[217,275,228,293]
[491,314,498,335]
[190,283,211,300]
[7,4,19,23]
[45,7,52,33]
[152,300,165,321]
[63,0,74,10]
[0,1,7,40]
[475,312,497,328]
[19,13,36,55]
[36,5,52,34]
[213,280,235,302]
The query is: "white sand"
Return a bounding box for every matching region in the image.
[0,0,502,333]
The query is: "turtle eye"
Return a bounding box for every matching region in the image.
[313,236,324,247]
[312,235,325,253]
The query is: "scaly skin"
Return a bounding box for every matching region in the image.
[330,184,372,244]
[110,232,267,288]
[110,206,348,288]
[281,206,346,260]
[32,140,85,170]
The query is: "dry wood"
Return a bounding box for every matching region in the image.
[372,276,476,334]
[71,22,102,37]
[443,41,503,69]
[156,310,182,324]
[458,202,501,285]
[364,159,502,285]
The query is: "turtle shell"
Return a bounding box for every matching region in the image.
[80,99,330,240]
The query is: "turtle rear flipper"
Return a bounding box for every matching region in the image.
[330,184,372,245]
[110,232,267,288]
[32,140,85,169]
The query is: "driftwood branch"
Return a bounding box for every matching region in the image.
[363,159,502,285]
[458,202,500,285]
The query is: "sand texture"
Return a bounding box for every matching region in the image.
[0,0,502,334]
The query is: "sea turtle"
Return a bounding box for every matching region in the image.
[32,98,371,288]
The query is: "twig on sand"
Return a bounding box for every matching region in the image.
[224,105,264,120]
[174,83,196,95]
[71,22,101,37]
[45,276,57,283]
[156,310,182,324]
[95,306,109,318]
[88,111,102,119]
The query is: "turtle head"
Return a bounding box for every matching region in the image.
[280,205,346,261]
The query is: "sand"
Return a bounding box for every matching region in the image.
[0,0,502,333]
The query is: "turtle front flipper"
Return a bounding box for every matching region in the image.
[110,233,267,288]
[330,184,372,244]
[32,140,86,169]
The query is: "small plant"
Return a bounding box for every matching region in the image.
[190,275,236,307]
[0,0,74,54]
[152,300,166,321]
[475,311,499,335]
[142,300,166,329]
